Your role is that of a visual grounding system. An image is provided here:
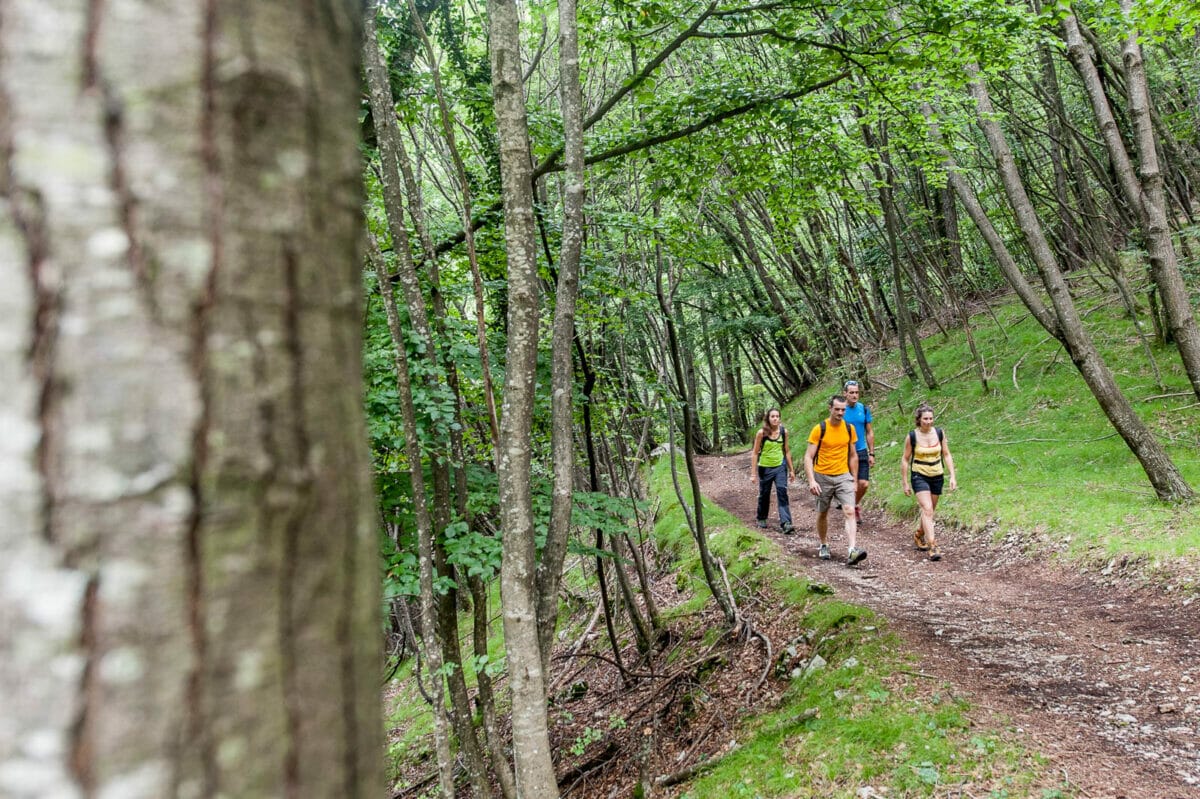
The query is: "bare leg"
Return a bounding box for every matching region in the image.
[916,491,936,545]
[816,511,828,544]
[855,479,868,507]
[844,505,858,550]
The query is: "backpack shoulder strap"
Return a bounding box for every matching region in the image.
[936,427,944,443]
[908,429,916,452]
[813,420,827,463]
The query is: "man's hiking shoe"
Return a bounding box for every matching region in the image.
[928,545,942,562]
[847,547,867,566]
[756,519,767,529]
[818,544,831,560]
[781,522,795,535]
[913,530,930,551]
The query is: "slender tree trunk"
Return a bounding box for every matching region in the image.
[1063,13,1200,401]
[488,0,560,791]
[368,237,455,796]
[363,9,489,793]
[535,0,588,677]
[868,123,937,389]
[967,72,1192,501]
[468,573,518,799]
[407,0,500,447]
[1118,3,1200,401]
[720,334,748,440]
[656,254,736,625]
[701,311,723,448]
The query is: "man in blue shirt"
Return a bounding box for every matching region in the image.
[842,380,874,524]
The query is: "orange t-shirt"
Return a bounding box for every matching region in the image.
[808,420,856,476]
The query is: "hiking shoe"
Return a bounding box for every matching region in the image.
[928,544,942,562]
[781,522,795,535]
[913,529,930,551]
[847,547,867,566]
[756,519,767,529]
[818,544,831,560]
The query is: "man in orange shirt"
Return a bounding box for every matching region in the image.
[803,395,865,565]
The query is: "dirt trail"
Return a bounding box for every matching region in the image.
[695,451,1200,799]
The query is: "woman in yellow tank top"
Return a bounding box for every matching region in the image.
[901,404,958,561]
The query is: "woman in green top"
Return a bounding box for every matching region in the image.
[750,408,796,533]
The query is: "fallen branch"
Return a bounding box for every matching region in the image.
[750,626,773,694]
[655,745,740,787]
[1141,391,1192,402]
[977,433,1118,445]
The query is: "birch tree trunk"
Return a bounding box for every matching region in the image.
[0,3,382,797]
[487,0,560,793]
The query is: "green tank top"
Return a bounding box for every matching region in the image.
[758,431,785,468]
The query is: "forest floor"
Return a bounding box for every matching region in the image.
[690,450,1200,799]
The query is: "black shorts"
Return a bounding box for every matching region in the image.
[856,451,870,482]
[911,472,944,495]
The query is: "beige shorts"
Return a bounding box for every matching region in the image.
[814,472,855,514]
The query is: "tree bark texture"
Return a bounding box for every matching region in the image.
[0,3,382,797]
[487,0,561,793]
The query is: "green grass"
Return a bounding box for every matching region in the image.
[776,276,1200,588]
[647,455,1065,798]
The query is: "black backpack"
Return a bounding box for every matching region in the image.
[908,428,944,469]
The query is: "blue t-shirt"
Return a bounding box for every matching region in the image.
[844,402,872,453]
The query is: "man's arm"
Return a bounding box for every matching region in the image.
[804,442,819,494]
[865,421,875,462]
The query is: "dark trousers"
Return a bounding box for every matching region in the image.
[756,464,792,526]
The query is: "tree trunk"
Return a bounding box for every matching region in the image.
[1117,3,1200,402]
[867,123,937,389]
[487,0,561,791]
[656,254,736,626]
[363,8,487,792]
[0,4,382,797]
[535,0,588,679]
[1063,13,1200,401]
[966,72,1193,501]
[367,236,455,797]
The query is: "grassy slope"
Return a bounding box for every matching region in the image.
[780,285,1200,586]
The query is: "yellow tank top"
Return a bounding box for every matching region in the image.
[910,429,944,477]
